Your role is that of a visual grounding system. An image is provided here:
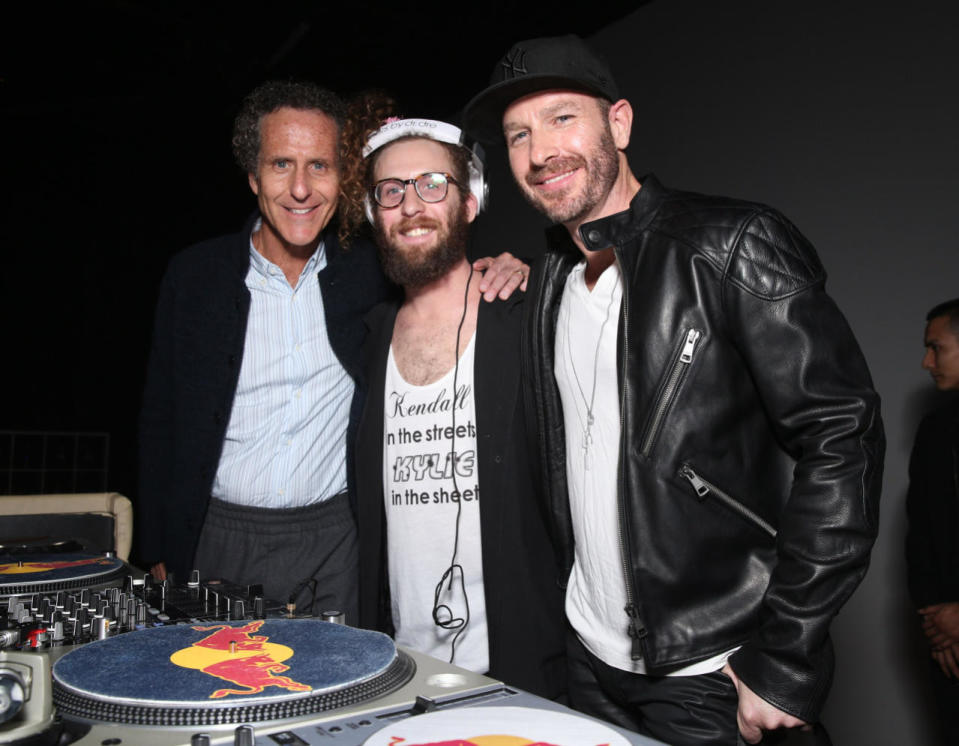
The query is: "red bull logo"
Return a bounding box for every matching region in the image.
[169,620,311,699]
[386,738,576,745]
[0,558,113,575]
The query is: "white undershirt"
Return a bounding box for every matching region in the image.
[555,260,736,675]
[382,335,489,673]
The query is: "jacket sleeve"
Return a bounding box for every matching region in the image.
[136,263,178,565]
[723,208,884,721]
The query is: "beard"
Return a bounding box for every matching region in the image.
[517,124,620,225]
[374,201,471,289]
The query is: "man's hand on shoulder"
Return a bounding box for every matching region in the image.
[722,664,808,744]
[473,252,529,301]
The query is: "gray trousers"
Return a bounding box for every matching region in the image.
[193,493,358,623]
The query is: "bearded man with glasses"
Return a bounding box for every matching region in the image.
[349,113,566,700]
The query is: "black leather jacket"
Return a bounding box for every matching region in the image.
[523,175,884,721]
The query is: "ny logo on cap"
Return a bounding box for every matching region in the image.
[500,47,528,79]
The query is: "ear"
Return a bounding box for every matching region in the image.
[247,171,260,196]
[464,192,478,224]
[608,99,633,151]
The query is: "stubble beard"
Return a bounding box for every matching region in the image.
[375,201,471,289]
[518,125,620,225]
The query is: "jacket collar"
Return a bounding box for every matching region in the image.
[568,172,665,253]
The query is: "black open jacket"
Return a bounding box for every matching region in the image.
[906,397,959,608]
[137,215,393,580]
[355,294,566,700]
[523,175,884,721]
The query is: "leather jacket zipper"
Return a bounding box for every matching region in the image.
[640,329,702,457]
[614,248,646,661]
[679,464,777,539]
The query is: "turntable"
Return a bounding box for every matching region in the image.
[0,551,127,596]
[1,546,660,746]
[3,617,660,745]
[52,619,413,727]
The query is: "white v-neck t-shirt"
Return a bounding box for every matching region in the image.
[555,260,736,675]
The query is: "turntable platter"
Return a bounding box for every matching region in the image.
[52,619,414,727]
[0,552,126,595]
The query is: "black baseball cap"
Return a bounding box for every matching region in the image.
[463,34,620,144]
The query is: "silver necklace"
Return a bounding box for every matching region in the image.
[564,269,618,471]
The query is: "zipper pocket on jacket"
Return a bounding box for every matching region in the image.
[679,464,777,539]
[640,328,702,458]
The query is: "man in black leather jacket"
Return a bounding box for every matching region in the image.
[464,35,884,745]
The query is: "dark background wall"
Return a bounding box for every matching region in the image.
[4,1,958,742]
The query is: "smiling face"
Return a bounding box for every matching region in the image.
[502,90,623,227]
[923,314,959,391]
[247,107,340,260]
[371,137,476,289]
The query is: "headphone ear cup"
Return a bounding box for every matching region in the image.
[467,147,487,214]
[473,174,489,214]
[364,194,374,224]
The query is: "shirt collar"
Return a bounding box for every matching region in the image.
[247,217,327,281]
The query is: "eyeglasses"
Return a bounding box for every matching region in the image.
[371,172,460,209]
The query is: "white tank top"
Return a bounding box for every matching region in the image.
[382,335,489,672]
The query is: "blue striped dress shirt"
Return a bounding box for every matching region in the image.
[211,230,352,507]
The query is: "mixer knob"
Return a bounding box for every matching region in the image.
[233,724,255,746]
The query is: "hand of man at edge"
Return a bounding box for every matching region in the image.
[150,561,167,581]
[473,252,529,301]
[919,602,959,648]
[931,644,959,678]
[722,663,809,744]
[920,604,959,678]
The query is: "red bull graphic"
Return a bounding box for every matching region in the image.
[169,620,311,698]
[368,706,622,746]
[386,738,613,746]
[0,557,115,575]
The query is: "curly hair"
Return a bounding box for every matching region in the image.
[339,90,401,239]
[231,80,345,175]
[339,91,474,239]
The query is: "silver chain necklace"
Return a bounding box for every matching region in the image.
[564,269,618,471]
